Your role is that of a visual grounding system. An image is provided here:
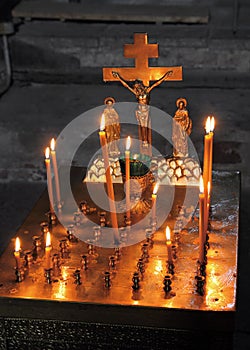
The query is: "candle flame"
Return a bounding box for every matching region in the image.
[153,182,159,195]
[50,138,55,151]
[199,176,204,193]
[205,116,211,134]
[166,226,171,241]
[126,136,131,151]
[15,237,21,252]
[208,181,211,196]
[100,114,105,131]
[46,231,51,247]
[45,147,50,159]
[210,116,215,132]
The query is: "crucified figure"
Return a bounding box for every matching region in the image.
[112,70,173,105]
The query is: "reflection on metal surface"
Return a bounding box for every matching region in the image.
[0,170,239,312]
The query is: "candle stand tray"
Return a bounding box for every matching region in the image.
[0,168,239,350]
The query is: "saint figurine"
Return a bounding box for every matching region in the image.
[112,70,173,105]
[103,97,120,156]
[172,98,192,157]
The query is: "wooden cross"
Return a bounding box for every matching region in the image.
[103,33,182,87]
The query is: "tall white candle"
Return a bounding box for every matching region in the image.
[199,176,205,264]
[125,136,131,222]
[50,138,61,207]
[45,147,54,213]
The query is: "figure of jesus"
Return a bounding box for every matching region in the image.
[112,70,173,105]
[172,98,192,158]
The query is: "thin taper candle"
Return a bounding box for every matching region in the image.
[50,138,61,207]
[45,231,52,269]
[125,136,131,222]
[199,176,206,264]
[14,237,21,270]
[166,226,173,264]
[45,147,54,213]
[152,182,159,225]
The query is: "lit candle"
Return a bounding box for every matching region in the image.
[199,176,206,264]
[208,116,215,190]
[45,147,54,213]
[203,116,211,198]
[152,182,159,225]
[166,226,173,264]
[45,231,52,269]
[203,116,215,200]
[14,237,21,269]
[125,136,131,222]
[50,138,61,207]
[99,114,119,244]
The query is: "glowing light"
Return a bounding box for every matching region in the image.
[210,116,215,132]
[166,226,171,241]
[199,176,204,194]
[46,232,51,247]
[205,116,211,134]
[100,114,105,131]
[154,259,163,275]
[15,237,21,252]
[50,138,55,151]
[126,136,131,151]
[153,182,159,195]
[45,147,50,159]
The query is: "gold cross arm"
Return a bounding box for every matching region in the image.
[103,66,182,87]
[103,33,182,87]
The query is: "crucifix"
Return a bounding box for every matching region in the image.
[102,33,183,155]
[103,32,183,104]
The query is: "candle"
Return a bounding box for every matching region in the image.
[50,138,61,207]
[203,116,215,199]
[45,147,54,213]
[208,116,215,190]
[152,182,159,225]
[99,114,119,244]
[166,226,173,264]
[125,136,131,222]
[45,231,52,269]
[14,237,21,269]
[203,117,211,198]
[199,176,206,264]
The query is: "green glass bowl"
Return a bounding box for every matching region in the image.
[119,154,151,177]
